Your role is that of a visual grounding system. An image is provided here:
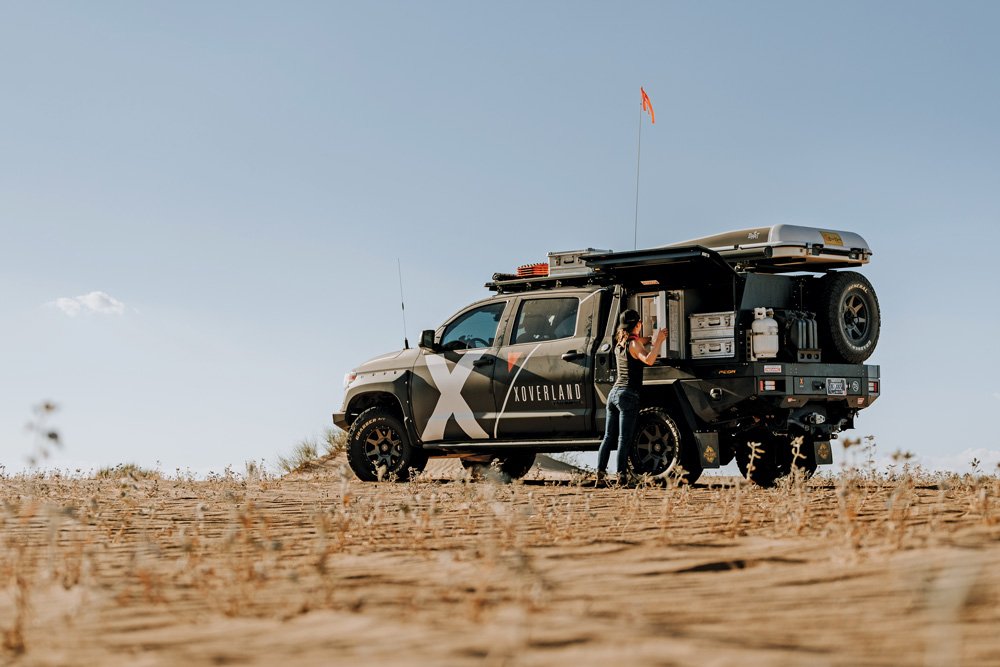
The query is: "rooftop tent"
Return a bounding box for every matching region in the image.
[664,224,872,272]
[582,246,738,290]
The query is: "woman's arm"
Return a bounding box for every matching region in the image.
[629,328,668,366]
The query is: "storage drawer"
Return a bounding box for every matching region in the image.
[689,311,737,340]
[690,337,736,359]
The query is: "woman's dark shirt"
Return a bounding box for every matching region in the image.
[613,335,645,391]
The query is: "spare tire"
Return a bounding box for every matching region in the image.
[816,271,880,363]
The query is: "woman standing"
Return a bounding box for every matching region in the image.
[596,309,668,485]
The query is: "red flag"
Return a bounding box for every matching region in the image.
[640,87,655,124]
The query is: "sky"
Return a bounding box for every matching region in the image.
[2,1,999,475]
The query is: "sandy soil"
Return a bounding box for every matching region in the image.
[2,460,999,666]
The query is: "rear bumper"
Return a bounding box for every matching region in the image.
[677,362,880,428]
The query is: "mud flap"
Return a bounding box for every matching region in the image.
[694,432,721,468]
[814,439,834,465]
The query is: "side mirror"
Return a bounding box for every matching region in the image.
[419,329,438,351]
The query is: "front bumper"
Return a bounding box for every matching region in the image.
[332,411,349,430]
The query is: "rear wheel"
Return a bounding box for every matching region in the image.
[735,431,816,487]
[628,407,703,484]
[816,271,880,363]
[346,408,427,482]
[781,435,818,478]
[735,433,780,488]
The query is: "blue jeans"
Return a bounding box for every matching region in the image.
[597,386,640,474]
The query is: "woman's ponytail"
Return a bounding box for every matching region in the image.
[615,309,641,348]
[615,326,631,347]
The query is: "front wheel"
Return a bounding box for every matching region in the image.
[346,407,427,482]
[628,407,703,485]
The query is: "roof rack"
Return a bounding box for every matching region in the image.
[488,225,874,291]
[486,271,608,294]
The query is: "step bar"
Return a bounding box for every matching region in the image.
[427,438,602,453]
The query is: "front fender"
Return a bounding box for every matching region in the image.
[337,369,414,436]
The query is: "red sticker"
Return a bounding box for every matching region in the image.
[507,352,523,372]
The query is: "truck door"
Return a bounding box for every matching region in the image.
[410,299,509,444]
[492,292,596,437]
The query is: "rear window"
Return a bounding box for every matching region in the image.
[512,297,579,345]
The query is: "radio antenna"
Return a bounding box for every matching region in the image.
[397,258,410,349]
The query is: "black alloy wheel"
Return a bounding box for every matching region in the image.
[816,271,881,364]
[628,407,703,485]
[346,407,428,482]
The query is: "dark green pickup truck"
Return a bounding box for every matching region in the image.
[334,225,880,487]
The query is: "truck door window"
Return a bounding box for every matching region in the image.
[513,297,580,345]
[440,302,507,351]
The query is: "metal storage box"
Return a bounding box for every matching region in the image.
[689,311,736,340]
[547,248,609,277]
[690,338,736,359]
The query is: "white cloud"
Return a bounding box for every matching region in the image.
[917,448,1000,474]
[51,291,127,317]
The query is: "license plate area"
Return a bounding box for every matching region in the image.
[826,378,847,396]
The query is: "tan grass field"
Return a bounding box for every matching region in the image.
[2,458,999,666]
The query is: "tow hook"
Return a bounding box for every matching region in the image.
[805,412,826,425]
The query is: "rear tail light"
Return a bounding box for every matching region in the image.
[759,380,777,392]
[344,371,358,389]
[868,380,879,394]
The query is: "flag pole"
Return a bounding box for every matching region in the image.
[633,101,642,250]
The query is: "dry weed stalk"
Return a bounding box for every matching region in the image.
[2,546,31,655]
[885,450,918,550]
[776,436,810,535]
[725,441,763,535]
[24,402,62,469]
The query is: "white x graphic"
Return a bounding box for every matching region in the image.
[421,351,490,442]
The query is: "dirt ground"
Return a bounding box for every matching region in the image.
[2,459,999,666]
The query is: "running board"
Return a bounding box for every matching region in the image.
[427,438,602,452]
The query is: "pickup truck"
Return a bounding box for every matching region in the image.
[333,224,881,486]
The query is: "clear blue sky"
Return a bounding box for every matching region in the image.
[3,1,998,474]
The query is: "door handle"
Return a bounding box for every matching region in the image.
[472,357,494,367]
[561,350,585,361]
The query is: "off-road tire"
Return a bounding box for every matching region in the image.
[628,407,703,485]
[735,434,780,488]
[461,452,537,481]
[735,432,816,487]
[780,435,818,479]
[346,407,427,482]
[816,271,880,364]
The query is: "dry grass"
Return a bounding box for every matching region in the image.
[1,458,999,666]
[276,428,348,474]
